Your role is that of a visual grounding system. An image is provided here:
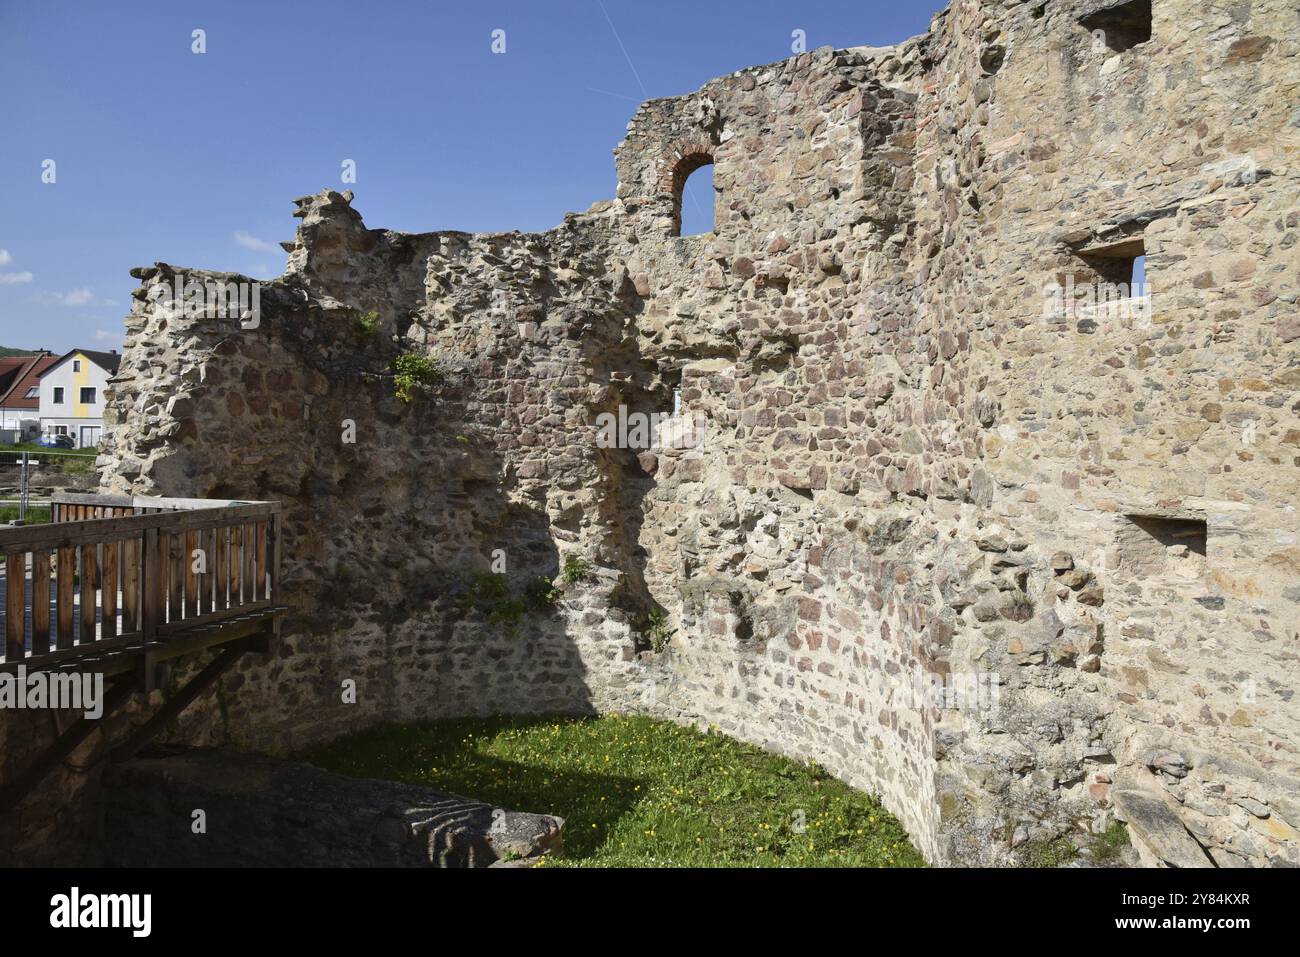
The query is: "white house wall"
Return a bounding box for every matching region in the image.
[38,353,113,448]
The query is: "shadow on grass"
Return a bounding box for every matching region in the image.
[297,715,646,860]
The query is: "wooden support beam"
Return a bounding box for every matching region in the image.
[0,674,138,814]
[110,634,260,765]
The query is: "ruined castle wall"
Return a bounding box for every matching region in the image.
[605,51,954,855]
[943,0,1300,866]
[97,227,651,755]
[45,0,1297,868]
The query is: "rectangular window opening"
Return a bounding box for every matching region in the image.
[1118,513,1207,577]
[1078,0,1153,53]
[1077,236,1145,288]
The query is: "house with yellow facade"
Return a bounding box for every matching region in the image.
[37,349,121,449]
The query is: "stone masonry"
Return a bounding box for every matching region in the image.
[4,0,1296,867]
[103,746,563,867]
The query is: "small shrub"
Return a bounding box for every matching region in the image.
[392,352,445,403]
[458,570,558,627]
[457,571,518,623]
[1021,835,1078,868]
[1091,819,1130,863]
[355,311,380,338]
[561,554,592,584]
[524,575,561,610]
[642,608,673,653]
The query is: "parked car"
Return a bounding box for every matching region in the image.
[39,433,74,449]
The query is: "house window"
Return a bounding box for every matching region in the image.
[24,387,39,399]
[73,360,81,372]
[53,387,64,403]
[80,387,96,404]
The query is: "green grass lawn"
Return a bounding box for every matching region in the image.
[299,714,926,868]
[0,443,97,475]
[0,505,51,524]
[0,441,95,455]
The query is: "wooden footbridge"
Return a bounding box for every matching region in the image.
[0,491,286,811]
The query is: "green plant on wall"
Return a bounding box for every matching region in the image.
[524,575,561,609]
[392,352,445,403]
[642,608,673,653]
[457,571,520,623]
[457,571,560,629]
[561,554,592,584]
[1090,819,1130,863]
[1019,835,1078,868]
[355,310,380,339]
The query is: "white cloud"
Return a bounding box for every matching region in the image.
[31,288,117,307]
[0,271,34,284]
[0,249,11,266]
[234,231,279,254]
[93,329,123,347]
[33,287,96,306]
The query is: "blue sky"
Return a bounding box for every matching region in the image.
[0,0,944,353]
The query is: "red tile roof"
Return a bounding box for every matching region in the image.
[0,353,58,410]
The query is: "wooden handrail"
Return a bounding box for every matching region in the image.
[51,491,274,511]
[1,505,279,554]
[0,495,282,670]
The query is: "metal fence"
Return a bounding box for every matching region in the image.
[0,448,97,522]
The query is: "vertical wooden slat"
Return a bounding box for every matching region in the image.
[168,532,183,623]
[79,542,98,644]
[243,523,257,605]
[269,512,281,603]
[31,550,51,656]
[102,539,119,640]
[184,530,199,618]
[254,522,267,602]
[141,527,162,694]
[215,526,229,612]
[56,546,75,649]
[122,537,139,633]
[231,524,244,607]
[198,528,212,617]
[142,528,161,641]
[5,553,25,661]
[207,527,216,612]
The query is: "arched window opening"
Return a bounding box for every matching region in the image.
[672,155,715,237]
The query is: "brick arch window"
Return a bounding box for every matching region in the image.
[659,141,715,237]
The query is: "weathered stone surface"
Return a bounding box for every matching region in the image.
[5,0,1295,871]
[1112,788,1214,869]
[103,747,563,867]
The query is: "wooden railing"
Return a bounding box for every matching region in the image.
[0,492,282,674]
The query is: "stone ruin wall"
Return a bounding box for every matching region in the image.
[7,0,1294,867]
